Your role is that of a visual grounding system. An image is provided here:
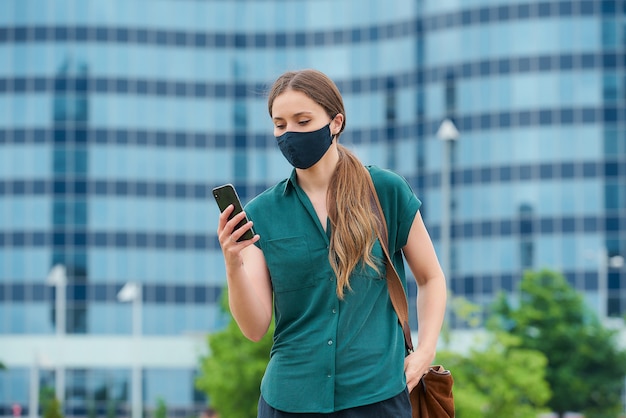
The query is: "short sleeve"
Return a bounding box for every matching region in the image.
[367,166,421,254]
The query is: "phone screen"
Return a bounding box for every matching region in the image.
[212,184,255,241]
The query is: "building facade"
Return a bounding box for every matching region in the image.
[421,0,626,327]
[0,0,624,415]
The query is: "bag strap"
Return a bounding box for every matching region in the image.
[365,168,414,353]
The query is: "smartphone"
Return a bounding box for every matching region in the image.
[212,184,255,242]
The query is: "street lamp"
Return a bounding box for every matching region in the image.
[46,264,66,404]
[436,118,459,278]
[117,282,142,418]
[29,352,53,418]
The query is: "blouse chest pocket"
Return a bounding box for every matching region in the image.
[264,236,327,293]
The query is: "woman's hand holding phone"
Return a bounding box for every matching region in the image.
[213,184,259,265]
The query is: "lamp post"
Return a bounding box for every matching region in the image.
[436,118,459,278]
[117,282,142,418]
[29,353,53,418]
[28,355,40,418]
[46,264,66,404]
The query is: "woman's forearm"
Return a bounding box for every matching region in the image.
[415,275,447,356]
[225,248,273,342]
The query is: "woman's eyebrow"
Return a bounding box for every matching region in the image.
[273,111,313,121]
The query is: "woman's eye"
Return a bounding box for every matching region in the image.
[298,120,310,125]
[275,124,285,129]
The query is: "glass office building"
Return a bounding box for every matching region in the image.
[1,0,624,415]
[421,0,625,323]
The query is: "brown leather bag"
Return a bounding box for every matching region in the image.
[411,365,455,418]
[366,170,455,418]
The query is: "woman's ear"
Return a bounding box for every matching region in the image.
[331,113,344,136]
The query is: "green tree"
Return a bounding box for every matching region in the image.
[0,361,5,370]
[154,397,167,418]
[438,294,551,418]
[86,400,97,418]
[39,386,57,416]
[492,269,626,418]
[42,396,64,418]
[196,290,274,418]
[438,332,550,418]
[106,399,117,418]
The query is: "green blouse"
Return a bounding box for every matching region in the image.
[245,165,421,413]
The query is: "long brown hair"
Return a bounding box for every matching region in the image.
[268,69,381,298]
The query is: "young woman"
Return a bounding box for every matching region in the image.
[217,69,447,417]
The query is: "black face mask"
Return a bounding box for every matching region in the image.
[276,123,334,169]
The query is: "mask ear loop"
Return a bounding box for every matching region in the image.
[330,113,344,139]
